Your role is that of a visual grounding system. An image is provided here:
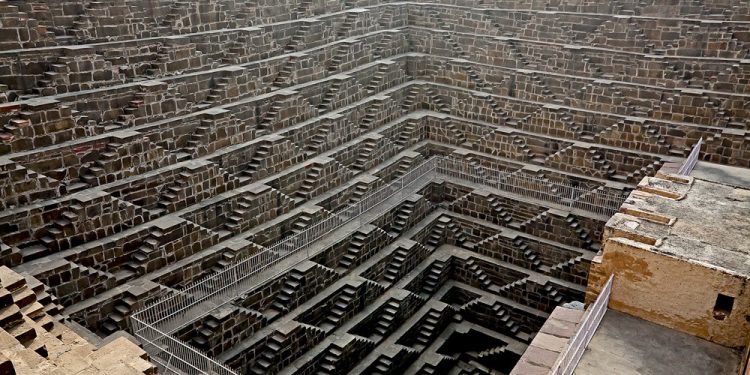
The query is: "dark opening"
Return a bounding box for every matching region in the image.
[713,294,734,320]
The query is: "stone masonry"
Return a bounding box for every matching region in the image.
[0,0,748,374]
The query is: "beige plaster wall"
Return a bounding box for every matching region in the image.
[586,235,750,349]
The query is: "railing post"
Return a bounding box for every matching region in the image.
[232,266,239,297]
[677,137,703,176]
[550,274,614,375]
[131,156,627,375]
[569,187,575,209]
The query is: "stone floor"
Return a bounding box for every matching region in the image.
[575,310,741,375]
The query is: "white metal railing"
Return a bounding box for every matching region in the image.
[131,157,439,374]
[130,157,627,375]
[435,158,625,217]
[130,315,239,375]
[550,274,614,375]
[677,138,703,176]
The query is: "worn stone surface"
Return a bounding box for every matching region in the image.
[0,0,747,374]
[0,266,154,374]
[575,310,741,375]
[587,166,750,348]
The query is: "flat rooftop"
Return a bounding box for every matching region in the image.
[606,162,750,278]
[575,310,741,375]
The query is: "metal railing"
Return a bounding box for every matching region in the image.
[131,157,439,374]
[131,157,627,375]
[130,317,238,375]
[550,274,614,375]
[435,158,626,217]
[677,138,703,176]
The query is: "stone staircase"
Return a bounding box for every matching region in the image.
[378,6,395,27]
[388,200,415,237]
[401,87,421,111]
[624,159,663,183]
[108,92,146,130]
[182,119,213,155]
[505,39,536,69]
[153,171,191,216]
[392,154,417,180]
[542,144,575,166]
[425,88,450,113]
[209,250,236,273]
[306,123,331,154]
[76,142,125,188]
[367,64,390,94]
[197,76,231,109]
[292,0,313,20]
[513,238,543,270]
[38,206,82,254]
[0,267,153,374]
[415,309,442,347]
[518,210,549,231]
[372,355,396,374]
[487,196,513,225]
[445,219,468,246]
[580,53,608,78]
[190,315,221,350]
[296,164,323,200]
[642,123,671,152]
[475,233,503,249]
[510,135,536,162]
[270,269,305,313]
[424,219,448,250]
[241,143,272,181]
[290,211,315,235]
[352,138,377,171]
[338,231,367,270]
[328,41,353,73]
[272,57,296,89]
[318,80,342,114]
[530,72,562,104]
[476,345,508,362]
[99,294,137,335]
[285,23,311,52]
[499,277,528,295]
[445,122,468,145]
[222,34,249,64]
[318,343,344,374]
[465,259,494,290]
[250,332,286,374]
[565,215,597,250]
[224,195,253,234]
[348,181,371,204]
[32,61,70,96]
[588,149,616,177]
[550,255,585,277]
[372,33,393,60]
[160,1,191,28]
[372,300,399,339]
[446,190,473,211]
[337,12,358,38]
[490,303,530,342]
[484,96,513,125]
[383,247,409,284]
[118,229,163,282]
[543,283,564,304]
[464,65,492,92]
[323,285,357,329]
[360,100,384,131]
[257,105,281,136]
[421,260,447,295]
[395,119,417,147]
